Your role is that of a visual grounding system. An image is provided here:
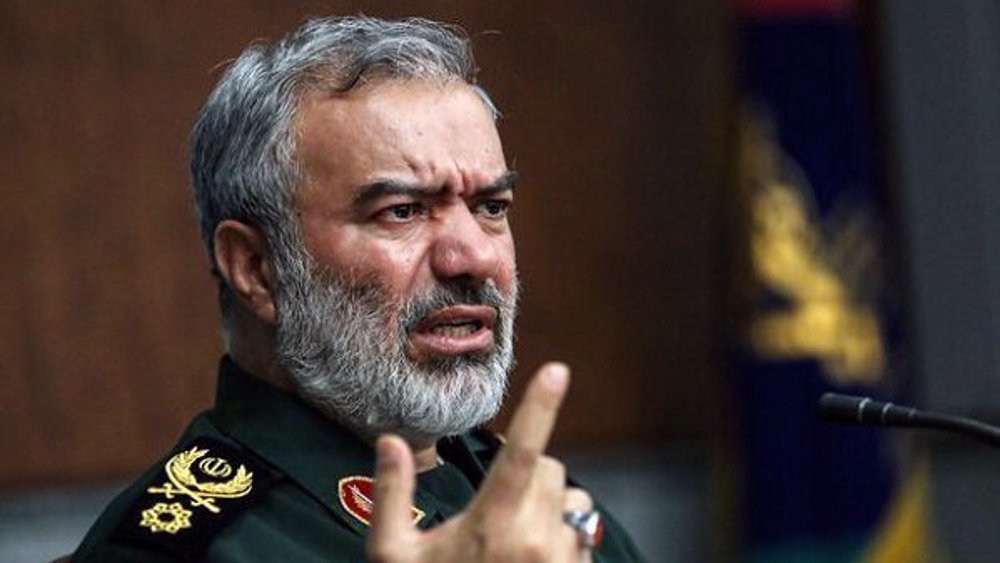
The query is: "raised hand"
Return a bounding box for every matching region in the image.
[367,363,594,563]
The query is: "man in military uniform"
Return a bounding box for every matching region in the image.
[73,16,645,563]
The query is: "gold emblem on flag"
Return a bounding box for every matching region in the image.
[739,106,886,384]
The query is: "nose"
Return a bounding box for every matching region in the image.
[429,206,501,284]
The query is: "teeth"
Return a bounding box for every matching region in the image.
[431,323,477,337]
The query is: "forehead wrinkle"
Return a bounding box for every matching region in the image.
[404,156,437,186]
[394,154,468,196]
[294,80,505,213]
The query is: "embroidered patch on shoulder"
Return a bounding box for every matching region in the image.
[337,476,425,527]
[140,502,193,534]
[146,444,255,513]
[113,437,272,558]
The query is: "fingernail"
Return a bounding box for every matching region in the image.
[542,362,570,393]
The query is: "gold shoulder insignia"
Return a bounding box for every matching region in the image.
[146,445,254,514]
[140,502,192,534]
[113,437,273,558]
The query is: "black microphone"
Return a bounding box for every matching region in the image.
[818,393,1000,447]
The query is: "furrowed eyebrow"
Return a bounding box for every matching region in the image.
[477,170,518,197]
[352,180,432,207]
[352,170,518,207]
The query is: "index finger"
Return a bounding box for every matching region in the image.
[475,362,570,505]
[505,362,570,454]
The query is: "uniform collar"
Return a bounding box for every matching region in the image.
[208,356,447,535]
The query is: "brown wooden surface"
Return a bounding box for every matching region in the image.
[0,1,732,488]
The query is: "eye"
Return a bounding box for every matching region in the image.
[477,199,511,219]
[379,203,424,222]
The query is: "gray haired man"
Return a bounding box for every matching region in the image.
[73,16,645,563]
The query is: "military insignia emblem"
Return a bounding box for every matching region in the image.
[114,438,270,558]
[140,502,192,534]
[146,445,254,514]
[337,476,425,527]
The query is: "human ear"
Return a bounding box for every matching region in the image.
[212,220,277,325]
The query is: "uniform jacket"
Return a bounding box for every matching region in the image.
[73,357,646,562]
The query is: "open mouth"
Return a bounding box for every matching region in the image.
[408,305,498,358]
[428,319,484,338]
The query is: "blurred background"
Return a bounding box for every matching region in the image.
[2,1,999,561]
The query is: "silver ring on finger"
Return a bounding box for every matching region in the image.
[562,509,604,549]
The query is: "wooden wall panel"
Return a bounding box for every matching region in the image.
[0,1,731,487]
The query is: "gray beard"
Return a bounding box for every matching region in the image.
[272,259,517,446]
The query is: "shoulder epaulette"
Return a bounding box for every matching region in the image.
[111,436,273,560]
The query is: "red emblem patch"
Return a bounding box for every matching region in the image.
[337,476,425,527]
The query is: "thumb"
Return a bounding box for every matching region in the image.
[367,434,418,562]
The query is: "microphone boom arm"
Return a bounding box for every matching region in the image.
[818,393,1000,447]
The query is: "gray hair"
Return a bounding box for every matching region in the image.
[189,16,497,334]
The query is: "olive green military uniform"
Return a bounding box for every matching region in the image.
[74,357,646,562]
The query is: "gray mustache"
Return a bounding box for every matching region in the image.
[401,281,506,333]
